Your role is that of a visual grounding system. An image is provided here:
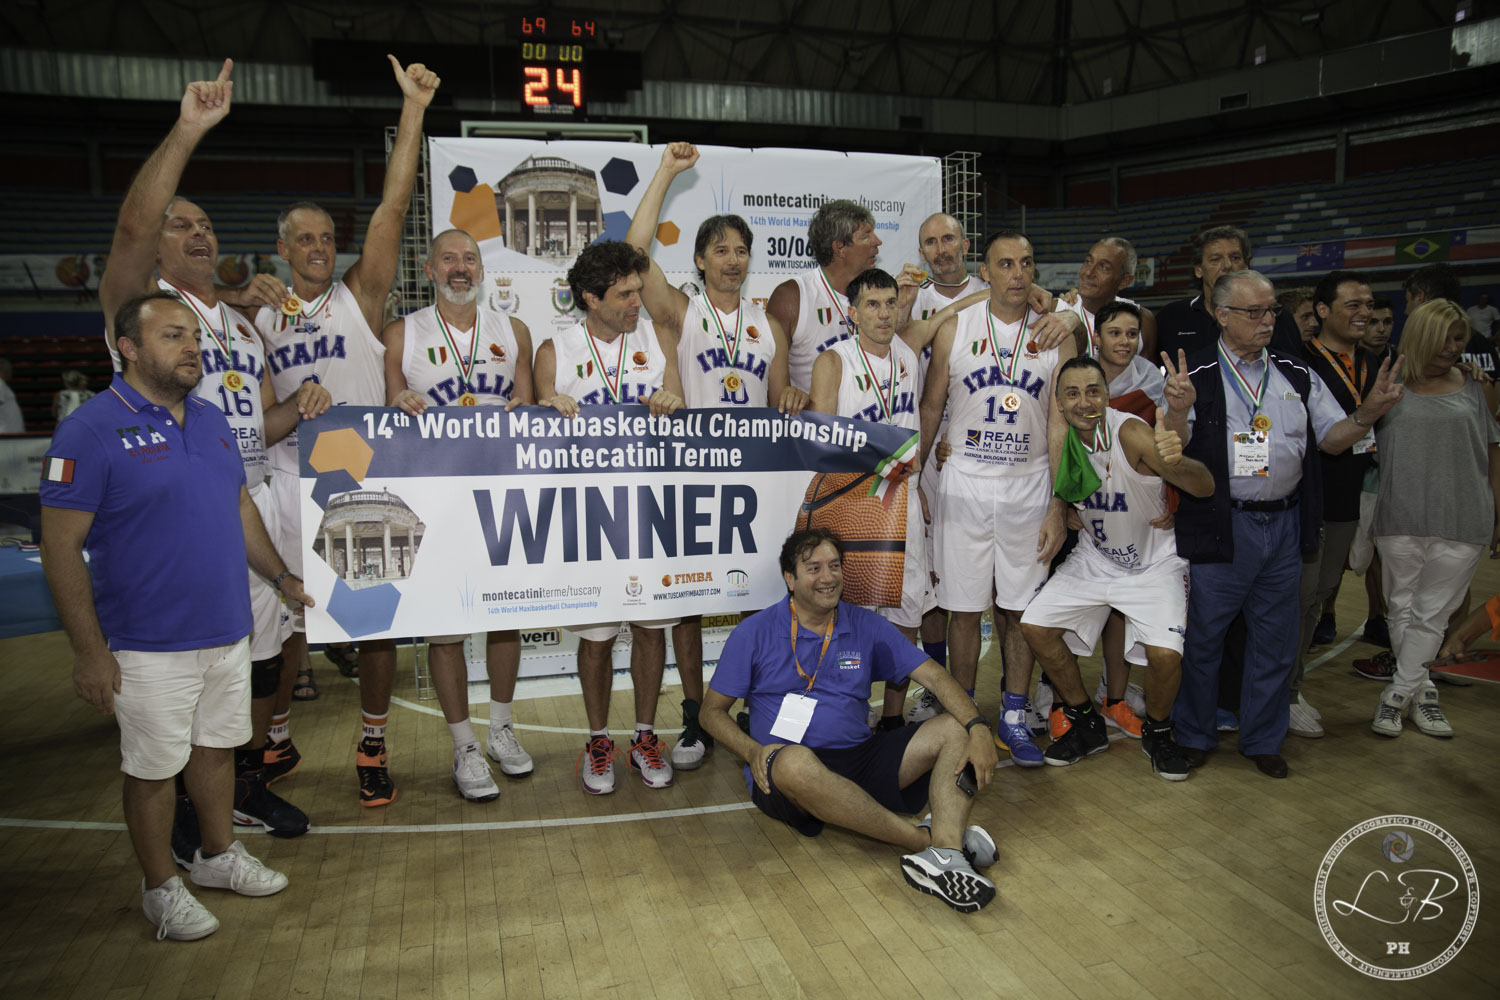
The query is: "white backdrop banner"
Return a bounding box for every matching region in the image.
[425,139,940,337]
[299,405,916,642]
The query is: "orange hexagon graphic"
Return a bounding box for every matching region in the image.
[655,221,680,247]
[309,427,374,482]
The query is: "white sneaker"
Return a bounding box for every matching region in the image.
[629,731,674,789]
[906,689,942,724]
[1296,691,1323,721]
[453,743,501,801]
[669,733,707,769]
[900,847,996,912]
[1032,682,1054,719]
[1023,699,1047,736]
[1410,688,1454,738]
[1372,689,1407,738]
[188,841,288,897]
[916,813,999,868]
[141,876,218,941]
[1288,696,1324,738]
[578,736,617,795]
[486,724,534,777]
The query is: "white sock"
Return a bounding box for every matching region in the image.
[590,727,609,739]
[448,719,476,750]
[490,700,512,729]
[635,722,653,737]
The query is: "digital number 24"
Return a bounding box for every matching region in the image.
[523,67,583,107]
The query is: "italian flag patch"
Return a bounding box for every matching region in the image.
[43,457,76,484]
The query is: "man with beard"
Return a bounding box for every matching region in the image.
[41,292,312,939]
[383,228,536,800]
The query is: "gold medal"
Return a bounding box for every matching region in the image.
[723,373,742,393]
[1025,340,1040,355]
[1251,413,1272,432]
[458,393,478,406]
[223,371,244,392]
[1002,392,1022,412]
[280,296,302,317]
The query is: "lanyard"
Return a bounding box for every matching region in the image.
[164,281,231,359]
[815,268,851,329]
[788,599,836,694]
[701,293,743,369]
[1080,412,1112,454]
[986,305,1031,381]
[1081,306,1097,358]
[1217,340,1269,420]
[583,321,628,402]
[1309,340,1366,407]
[855,343,896,423]
[435,306,481,389]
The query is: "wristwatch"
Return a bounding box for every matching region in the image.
[963,714,990,733]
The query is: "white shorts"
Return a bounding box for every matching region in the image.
[567,619,678,643]
[114,637,253,779]
[878,492,936,629]
[269,471,306,632]
[248,480,294,660]
[934,467,1051,612]
[1020,549,1190,664]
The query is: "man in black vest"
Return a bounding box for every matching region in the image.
[1292,271,1380,738]
[1155,227,1304,362]
[1163,270,1402,778]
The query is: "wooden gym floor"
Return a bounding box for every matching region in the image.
[1,562,1497,1000]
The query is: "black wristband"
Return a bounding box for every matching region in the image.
[963,714,989,733]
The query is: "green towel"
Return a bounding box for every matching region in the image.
[1053,425,1102,503]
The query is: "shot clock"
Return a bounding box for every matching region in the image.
[516,12,596,116]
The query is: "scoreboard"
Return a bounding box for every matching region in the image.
[516,12,597,117]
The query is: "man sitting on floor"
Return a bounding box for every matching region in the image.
[699,528,1001,912]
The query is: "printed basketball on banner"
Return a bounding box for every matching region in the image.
[795,472,906,607]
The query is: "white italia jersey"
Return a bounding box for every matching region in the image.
[160,280,268,485]
[678,296,775,408]
[788,269,853,392]
[401,302,520,406]
[943,301,1058,477]
[551,319,667,405]
[1074,409,1179,573]
[830,336,920,431]
[1056,294,1139,358]
[255,280,385,476]
[912,276,989,322]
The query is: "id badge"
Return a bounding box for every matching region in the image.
[1232,431,1270,478]
[770,692,818,743]
[1352,429,1375,455]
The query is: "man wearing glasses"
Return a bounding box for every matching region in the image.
[1161,271,1402,778]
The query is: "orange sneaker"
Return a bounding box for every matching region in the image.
[1098,699,1143,739]
[1048,705,1071,741]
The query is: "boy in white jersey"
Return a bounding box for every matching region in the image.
[810,268,933,728]
[96,60,326,841]
[383,228,536,802]
[917,231,1084,767]
[533,240,687,795]
[624,142,810,769]
[235,56,439,808]
[1020,357,1214,780]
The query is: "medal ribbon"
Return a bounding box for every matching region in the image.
[855,344,896,423]
[701,293,743,369]
[164,281,231,360]
[281,283,334,331]
[1309,340,1365,406]
[435,307,481,392]
[583,322,628,403]
[1217,340,1270,420]
[789,599,836,694]
[1080,412,1113,454]
[986,305,1031,381]
[815,268,851,329]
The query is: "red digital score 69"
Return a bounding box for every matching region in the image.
[517,14,596,40]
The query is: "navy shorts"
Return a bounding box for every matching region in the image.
[751,723,932,837]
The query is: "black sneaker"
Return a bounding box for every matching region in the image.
[171,794,201,870]
[356,738,397,807]
[1140,722,1190,782]
[1042,705,1109,766]
[1312,612,1337,646]
[234,767,310,838]
[1361,616,1391,649]
[262,737,302,783]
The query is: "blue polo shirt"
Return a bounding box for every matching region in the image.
[41,375,252,652]
[711,595,929,765]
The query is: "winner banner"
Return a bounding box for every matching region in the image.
[299,406,916,642]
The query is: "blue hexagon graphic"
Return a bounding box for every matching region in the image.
[326,578,401,637]
[311,469,361,510]
[448,165,479,193]
[594,211,633,245]
[600,157,639,196]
